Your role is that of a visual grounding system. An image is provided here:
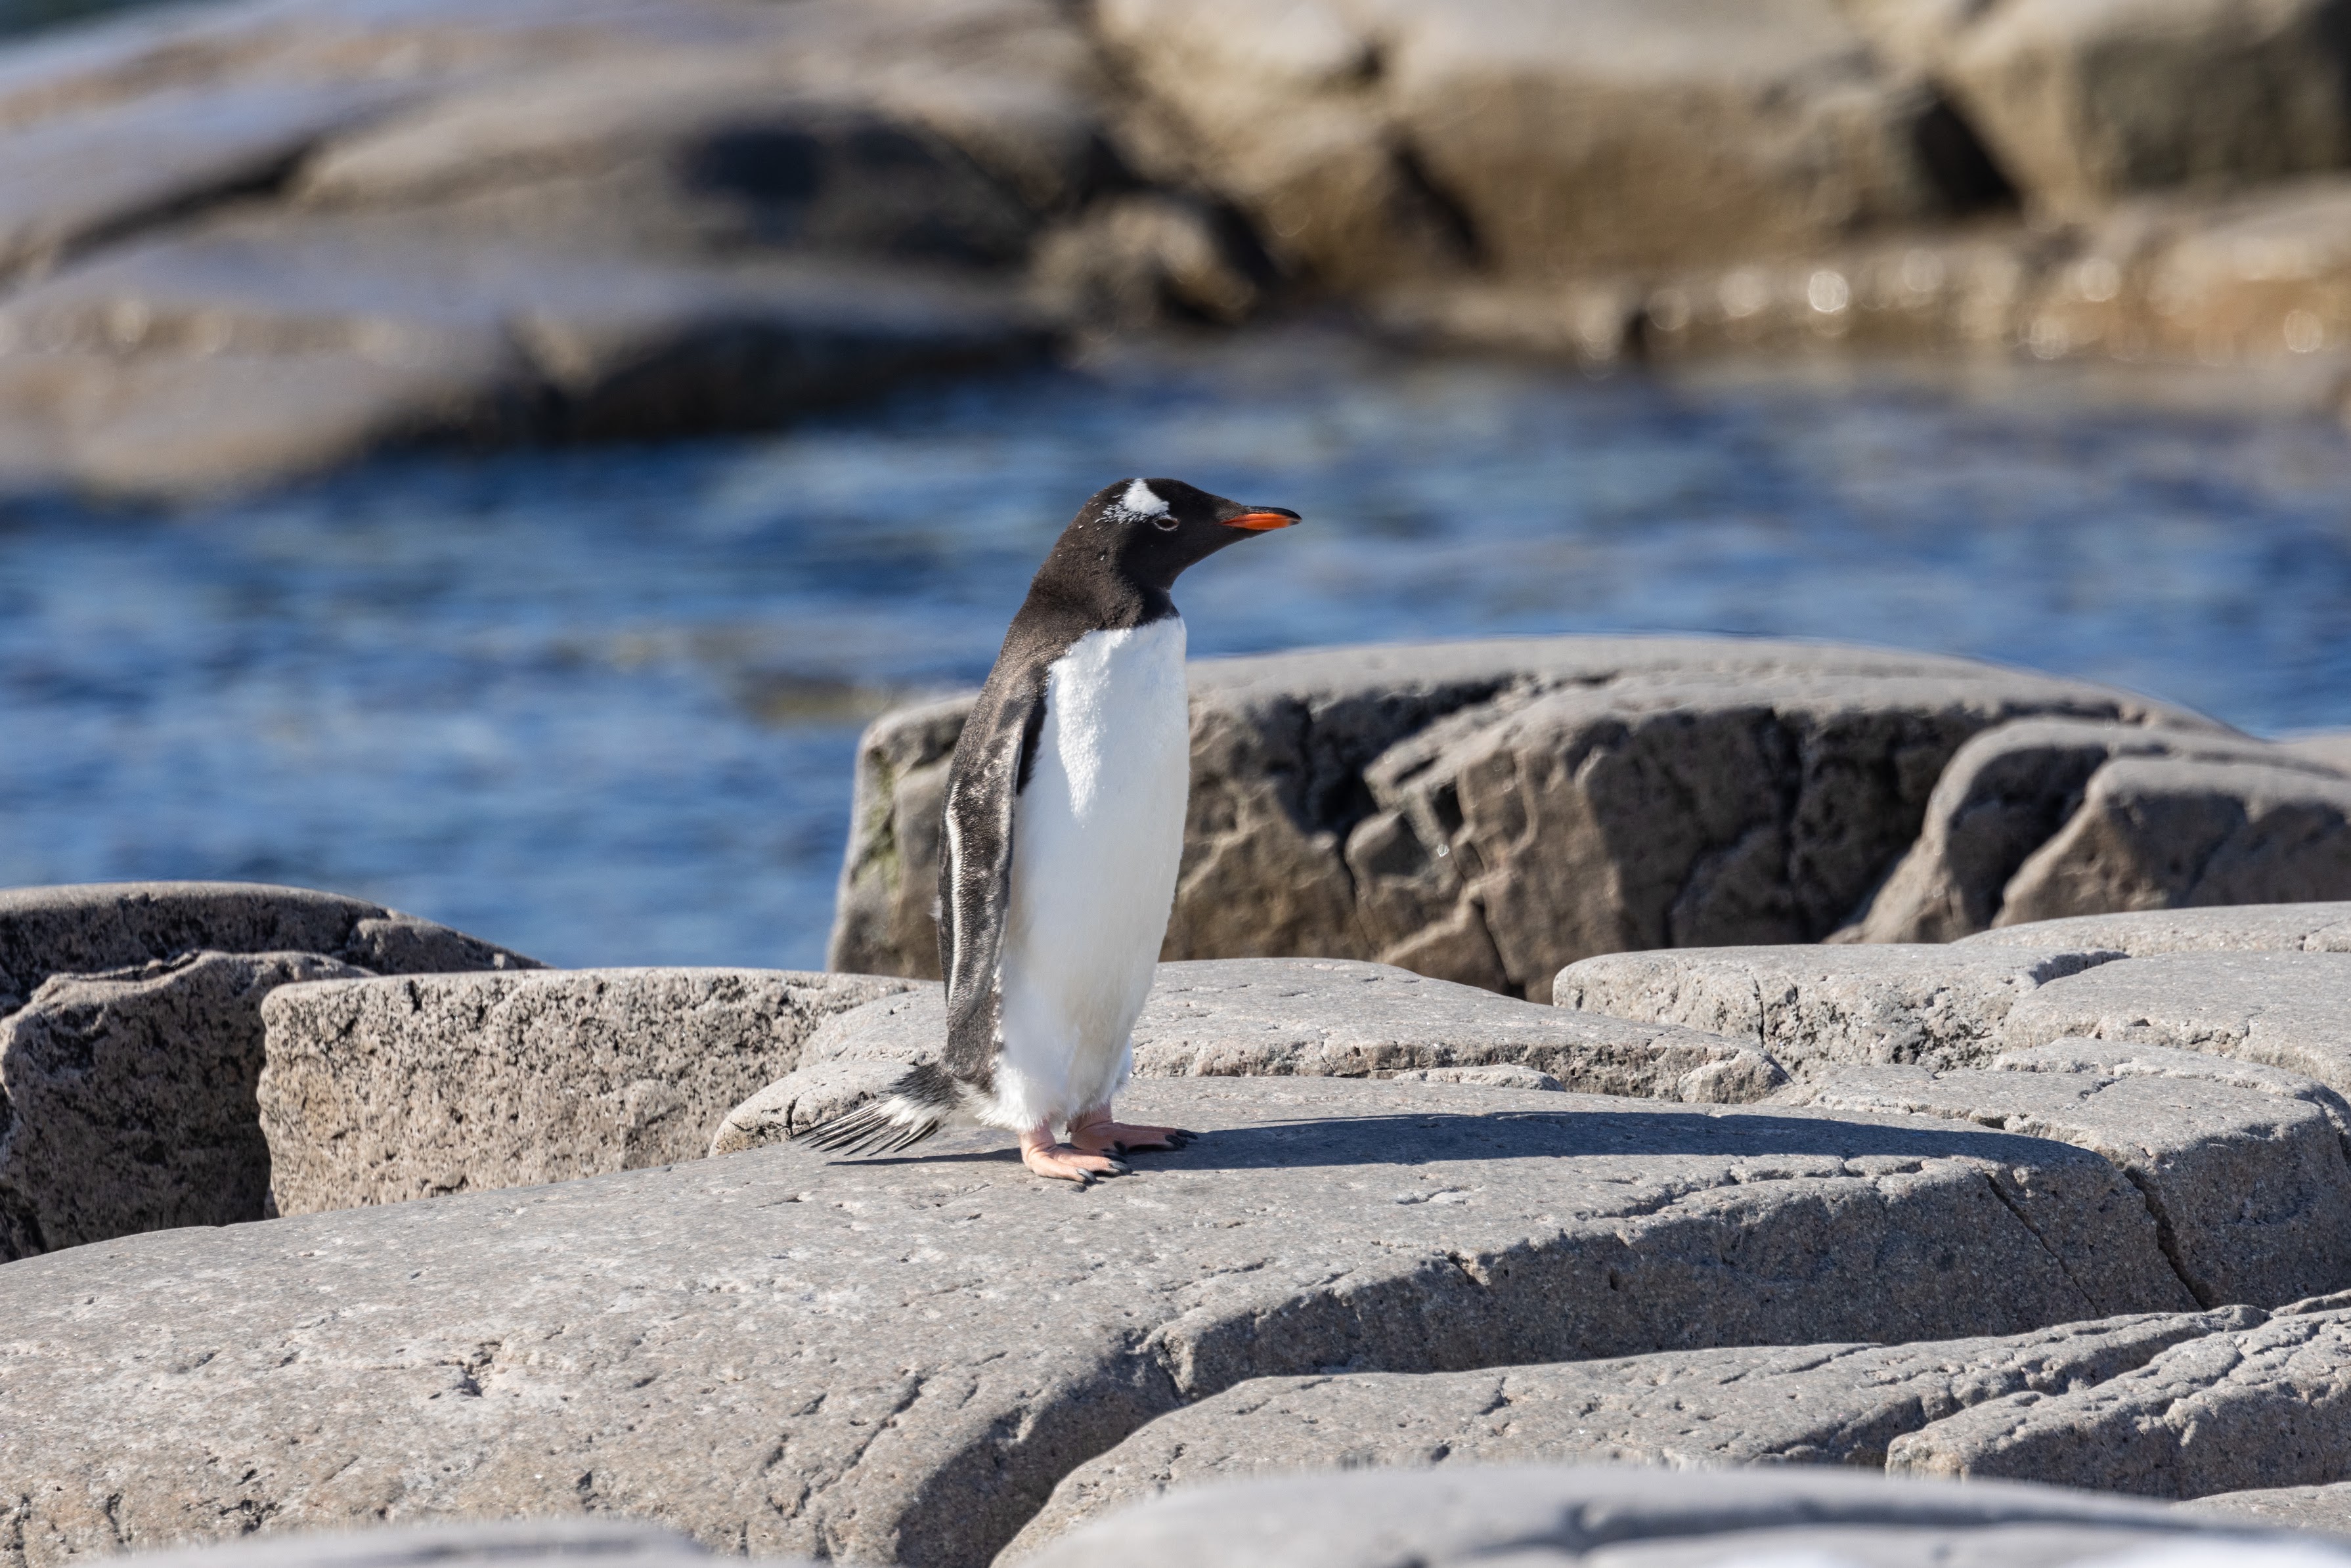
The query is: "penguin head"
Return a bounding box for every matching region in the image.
[1070,477,1300,592]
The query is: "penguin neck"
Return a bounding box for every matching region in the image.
[1028,546,1178,632]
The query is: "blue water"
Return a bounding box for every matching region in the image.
[4,332,2350,969]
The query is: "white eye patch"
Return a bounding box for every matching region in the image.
[1120,479,1173,525]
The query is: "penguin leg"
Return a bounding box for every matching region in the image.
[1019,1122,1129,1185]
[1068,1105,1196,1156]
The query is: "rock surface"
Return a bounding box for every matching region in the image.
[1784,1059,2351,1307]
[1966,902,2351,956]
[123,1520,797,1568]
[0,950,366,1262]
[1844,719,2350,943]
[1005,1308,2258,1554]
[712,957,1784,1156]
[1553,942,2122,1075]
[1017,1464,2333,1568]
[828,636,2205,1000]
[1887,1305,2351,1498]
[0,1076,2192,1567]
[2192,1481,2351,1535]
[256,968,913,1216]
[1999,951,2351,1096]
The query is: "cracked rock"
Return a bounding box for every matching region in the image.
[827,637,2199,999]
[1003,1308,2257,1555]
[1553,942,2122,1076]
[1964,902,2351,957]
[1783,1060,2351,1308]
[709,957,1783,1156]
[257,967,913,1216]
[1015,1464,2323,1568]
[1887,1306,2351,1498]
[1998,951,2351,1097]
[0,1076,2189,1567]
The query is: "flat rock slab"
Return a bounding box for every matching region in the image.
[1553,943,2121,1076]
[713,958,1784,1154]
[1966,903,2351,955]
[2191,1481,2351,1535]
[1018,1464,2330,1568]
[0,1076,2191,1568]
[1784,1060,2351,1307]
[1888,1306,2351,1498]
[1005,1307,2258,1555]
[258,968,913,1215]
[0,881,535,1013]
[1998,952,2351,1096]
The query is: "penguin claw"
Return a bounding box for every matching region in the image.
[1021,1141,1128,1184]
[1070,1120,1195,1156]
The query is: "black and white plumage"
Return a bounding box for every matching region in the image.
[799,478,1299,1177]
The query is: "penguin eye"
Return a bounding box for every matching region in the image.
[1151,512,1179,531]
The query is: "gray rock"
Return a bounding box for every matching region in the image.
[1016,1464,2324,1568]
[2283,730,2351,776]
[121,1519,799,1568]
[257,967,912,1215]
[1994,1039,2351,1151]
[1554,943,2122,1076]
[0,880,535,1013]
[1992,757,2351,928]
[1964,902,2351,956]
[0,1076,2193,1567]
[0,950,367,1262]
[2189,1481,2351,1536]
[1887,1306,2351,1498]
[709,957,1783,1156]
[1843,718,2332,944]
[1005,1308,2258,1555]
[828,637,2199,1001]
[1784,1061,2351,1307]
[1999,951,2351,1096]
[1938,0,2351,213]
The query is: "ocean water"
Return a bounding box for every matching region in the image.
[4,333,2349,969]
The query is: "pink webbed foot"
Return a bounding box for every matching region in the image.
[1069,1112,1197,1157]
[1019,1125,1128,1185]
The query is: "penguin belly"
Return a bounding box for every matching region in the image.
[988,616,1191,1131]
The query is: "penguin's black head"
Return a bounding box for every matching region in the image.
[1062,477,1300,595]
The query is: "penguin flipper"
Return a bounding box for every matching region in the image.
[795,1062,961,1157]
[936,659,1047,1088]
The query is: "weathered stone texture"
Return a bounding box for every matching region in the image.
[829,637,2199,1001]
[0,1076,2191,1567]
[1845,719,2345,943]
[1999,951,2351,1096]
[1785,1060,2351,1307]
[1553,943,2122,1075]
[1005,1308,2256,1554]
[1887,1307,2351,1499]
[1017,1464,2323,1568]
[0,950,366,1263]
[2190,1480,2351,1535]
[1965,902,2351,956]
[122,1520,788,1568]
[257,967,912,1215]
[713,958,1782,1155]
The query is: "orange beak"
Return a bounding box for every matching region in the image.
[1221,508,1301,531]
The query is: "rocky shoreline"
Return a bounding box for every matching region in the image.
[3,636,2351,1564]
[10,0,2351,497]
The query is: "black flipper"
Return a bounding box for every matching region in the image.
[934,653,1050,1091]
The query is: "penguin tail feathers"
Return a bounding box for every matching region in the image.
[794,1062,961,1158]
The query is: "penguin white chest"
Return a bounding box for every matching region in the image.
[994,616,1191,1126]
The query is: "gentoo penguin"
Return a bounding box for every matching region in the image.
[799,477,1300,1182]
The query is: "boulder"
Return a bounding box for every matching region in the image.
[1936,0,2351,213]
[256,968,913,1215]
[1784,1059,2351,1307]
[1887,1305,2351,1498]
[1843,718,2341,944]
[0,950,366,1262]
[0,880,535,1013]
[1998,951,2351,1096]
[2191,1481,2351,1535]
[1005,1307,2258,1553]
[711,958,1782,1154]
[827,636,2203,1001]
[1016,1464,2331,1568]
[0,1076,2193,1567]
[121,1520,797,1568]
[1552,943,2122,1076]
[1992,757,2351,928]
[1966,902,2351,957]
